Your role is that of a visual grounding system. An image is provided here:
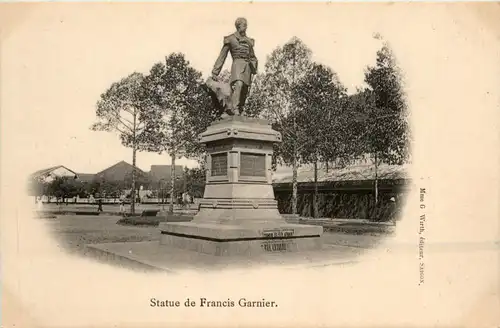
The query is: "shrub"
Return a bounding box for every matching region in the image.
[324,222,394,235]
[74,211,100,216]
[116,217,161,226]
[141,210,159,217]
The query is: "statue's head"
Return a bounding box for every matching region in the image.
[235,17,247,34]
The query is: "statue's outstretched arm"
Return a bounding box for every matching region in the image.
[212,40,230,77]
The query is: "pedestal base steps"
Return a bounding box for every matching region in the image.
[158,116,323,257]
[159,222,323,256]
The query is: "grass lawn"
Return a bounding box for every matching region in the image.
[322,232,384,249]
[43,214,388,257]
[45,215,160,255]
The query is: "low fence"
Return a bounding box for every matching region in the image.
[37,197,129,205]
[35,196,196,206]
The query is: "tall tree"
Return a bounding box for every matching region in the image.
[355,41,410,206]
[91,72,152,214]
[29,177,50,198]
[291,63,350,218]
[257,37,313,214]
[141,53,211,213]
[92,178,118,200]
[47,176,83,205]
[244,73,266,118]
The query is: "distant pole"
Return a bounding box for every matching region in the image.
[183,167,187,192]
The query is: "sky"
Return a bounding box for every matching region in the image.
[1,3,389,175]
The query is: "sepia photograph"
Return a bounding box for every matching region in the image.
[1,2,499,328]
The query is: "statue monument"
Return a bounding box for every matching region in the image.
[204,17,258,117]
[158,18,323,256]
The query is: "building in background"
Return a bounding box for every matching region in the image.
[30,161,189,203]
[75,173,95,183]
[30,165,79,183]
[273,162,410,184]
[29,165,79,202]
[148,165,184,185]
[94,160,147,182]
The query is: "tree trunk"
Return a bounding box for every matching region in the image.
[325,162,329,174]
[162,185,165,207]
[313,160,318,218]
[291,41,298,216]
[374,153,379,206]
[329,161,335,220]
[131,111,137,215]
[183,169,187,193]
[131,148,137,214]
[291,152,298,215]
[169,153,176,214]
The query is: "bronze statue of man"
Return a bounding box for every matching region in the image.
[211,17,258,116]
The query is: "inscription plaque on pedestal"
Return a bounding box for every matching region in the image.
[262,228,295,238]
[211,153,228,176]
[240,152,266,177]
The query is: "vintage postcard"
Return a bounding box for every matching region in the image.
[1,2,499,327]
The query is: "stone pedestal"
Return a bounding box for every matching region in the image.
[159,116,323,256]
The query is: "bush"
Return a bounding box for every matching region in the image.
[324,222,394,235]
[117,209,164,226]
[74,211,100,216]
[122,212,141,218]
[275,189,404,221]
[116,217,163,226]
[117,212,194,226]
[141,210,159,217]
